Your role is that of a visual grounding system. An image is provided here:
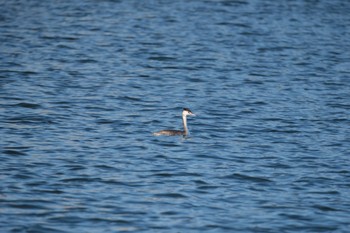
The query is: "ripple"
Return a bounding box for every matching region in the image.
[313,205,339,212]
[148,56,177,61]
[153,193,187,199]
[5,115,55,125]
[222,173,273,183]
[13,102,42,109]
[2,149,27,156]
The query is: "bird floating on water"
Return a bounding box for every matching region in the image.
[153,108,195,136]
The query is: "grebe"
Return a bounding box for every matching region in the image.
[153,108,195,136]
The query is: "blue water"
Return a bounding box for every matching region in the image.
[1,0,350,232]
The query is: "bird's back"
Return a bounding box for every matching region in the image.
[153,130,185,136]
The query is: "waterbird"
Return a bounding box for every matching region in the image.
[153,108,195,136]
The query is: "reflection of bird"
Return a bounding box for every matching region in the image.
[153,108,195,136]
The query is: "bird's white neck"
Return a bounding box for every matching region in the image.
[182,114,188,135]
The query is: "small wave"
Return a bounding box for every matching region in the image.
[153,193,187,199]
[14,102,42,109]
[222,173,272,183]
[3,149,27,156]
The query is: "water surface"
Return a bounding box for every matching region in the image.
[1,0,350,232]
